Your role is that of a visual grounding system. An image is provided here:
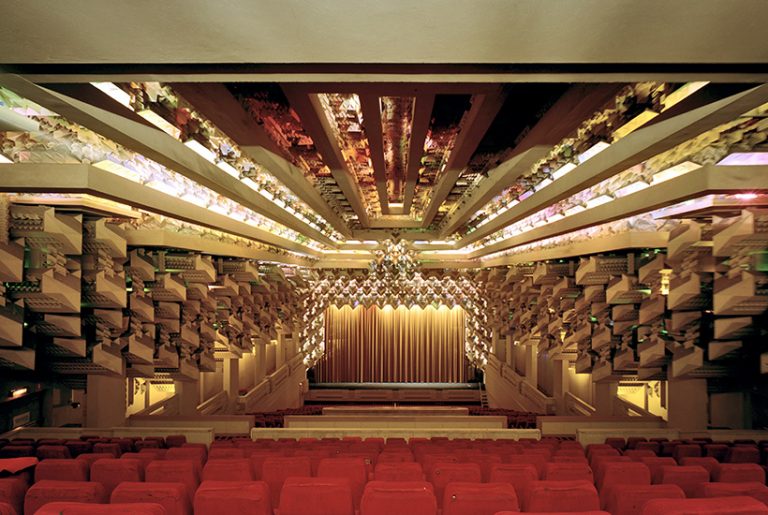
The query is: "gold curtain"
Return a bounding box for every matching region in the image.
[316,305,468,383]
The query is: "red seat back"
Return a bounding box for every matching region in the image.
[604,484,685,515]
[695,481,768,506]
[261,456,311,507]
[279,477,354,515]
[34,459,89,483]
[428,462,481,507]
[543,462,594,482]
[641,496,768,514]
[714,463,766,483]
[201,458,254,482]
[489,463,539,493]
[360,481,437,515]
[24,480,107,515]
[317,457,367,508]
[90,458,143,495]
[374,462,425,481]
[111,481,192,515]
[145,460,200,501]
[521,480,600,513]
[659,465,709,497]
[441,482,518,515]
[194,480,271,515]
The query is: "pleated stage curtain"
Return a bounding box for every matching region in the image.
[316,304,468,383]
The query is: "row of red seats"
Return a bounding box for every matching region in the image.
[0,435,190,460]
[597,437,768,466]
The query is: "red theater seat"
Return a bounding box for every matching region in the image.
[144,460,200,501]
[134,441,162,451]
[360,481,437,515]
[293,449,333,474]
[463,454,503,482]
[543,462,594,482]
[634,442,661,455]
[76,453,115,469]
[672,444,701,463]
[261,456,312,507]
[374,462,425,481]
[592,456,635,489]
[604,484,685,515]
[639,457,678,483]
[678,457,719,479]
[279,477,354,515]
[35,502,166,514]
[90,458,144,496]
[489,463,539,493]
[0,447,33,459]
[201,458,253,482]
[164,448,205,471]
[317,457,367,507]
[0,502,14,515]
[605,438,627,451]
[640,496,768,514]
[111,481,191,515]
[442,482,518,515]
[703,444,729,461]
[521,480,600,513]
[714,463,766,483]
[64,441,93,457]
[194,480,272,515]
[429,462,481,508]
[511,454,548,477]
[165,436,187,448]
[92,443,122,458]
[35,445,71,460]
[694,481,768,505]
[0,478,27,515]
[207,448,245,460]
[34,459,89,482]
[726,446,761,464]
[624,450,658,461]
[120,452,155,470]
[24,480,107,515]
[658,465,709,497]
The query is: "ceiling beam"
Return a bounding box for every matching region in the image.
[455,83,768,248]
[437,145,551,236]
[420,87,507,227]
[437,83,623,237]
[0,74,338,246]
[359,94,390,214]
[282,85,371,227]
[403,93,435,213]
[169,82,352,237]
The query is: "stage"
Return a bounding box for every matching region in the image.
[309,382,479,390]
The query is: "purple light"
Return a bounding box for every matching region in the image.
[717,152,768,166]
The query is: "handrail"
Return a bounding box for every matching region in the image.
[564,392,596,416]
[615,396,659,418]
[133,394,179,416]
[197,390,228,415]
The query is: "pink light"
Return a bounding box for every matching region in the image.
[735,193,758,200]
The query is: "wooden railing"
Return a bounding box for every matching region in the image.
[133,394,179,416]
[197,390,228,415]
[564,392,596,416]
[615,396,659,418]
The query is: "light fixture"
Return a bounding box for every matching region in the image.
[552,163,577,181]
[534,178,553,192]
[616,181,650,197]
[216,160,240,178]
[651,161,701,185]
[717,152,768,166]
[612,109,659,140]
[184,139,217,164]
[91,82,132,107]
[564,205,587,217]
[0,153,12,164]
[137,109,181,139]
[389,202,404,208]
[10,387,28,398]
[578,141,610,164]
[92,159,142,182]
[586,194,613,209]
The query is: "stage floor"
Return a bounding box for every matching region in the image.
[310,382,478,390]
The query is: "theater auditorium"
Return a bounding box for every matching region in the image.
[0,2,767,514]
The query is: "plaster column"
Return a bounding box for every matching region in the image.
[223,357,240,412]
[667,377,708,431]
[505,336,514,368]
[86,375,126,427]
[492,328,506,363]
[593,381,618,416]
[175,380,199,415]
[254,338,268,385]
[525,341,538,386]
[276,331,286,369]
[552,359,570,414]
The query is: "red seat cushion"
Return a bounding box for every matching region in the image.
[279,476,353,515]
[694,481,768,505]
[543,462,594,482]
[144,460,200,501]
[24,480,107,515]
[360,481,437,515]
[90,458,144,495]
[194,480,271,515]
[111,481,192,515]
[317,457,367,508]
[201,458,254,482]
[659,465,710,497]
[35,502,166,514]
[714,463,766,483]
[34,459,89,482]
[522,480,600,513]
[375,462,425,481]
[641,496,768,514]
[604,484,685,515]
[441,482,518,515]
